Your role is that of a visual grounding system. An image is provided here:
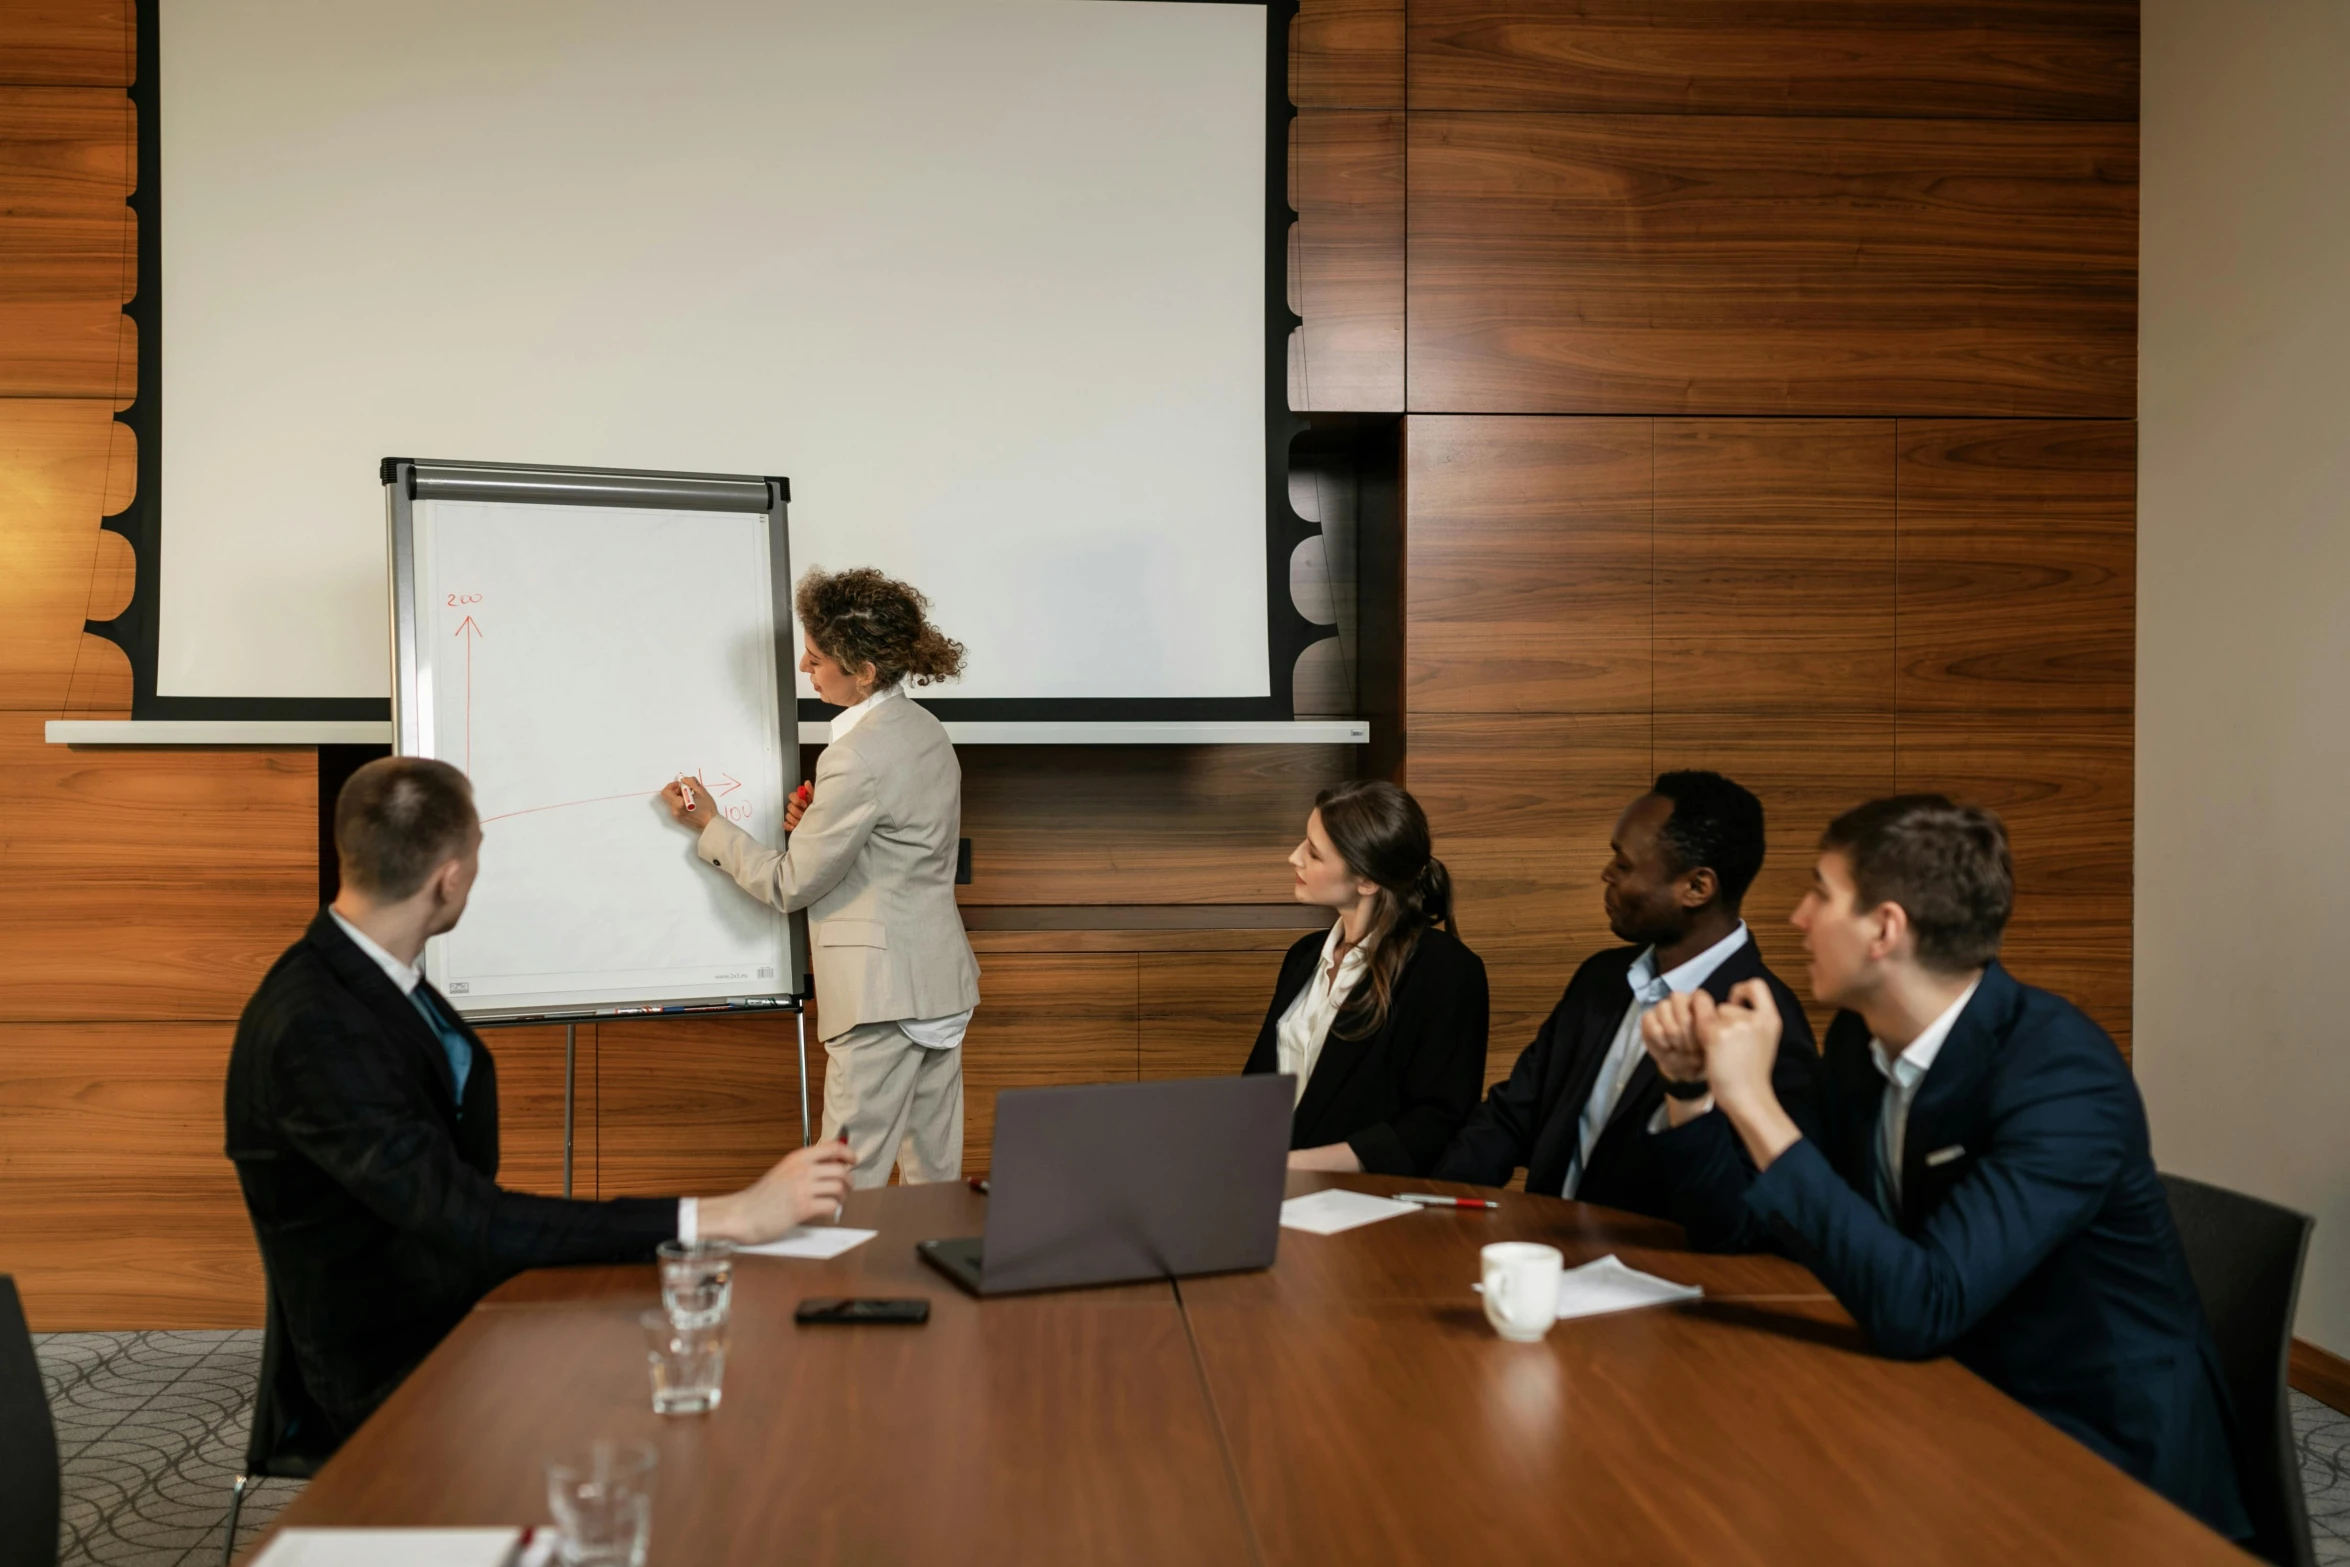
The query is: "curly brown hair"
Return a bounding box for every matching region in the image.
[795,566,966,689]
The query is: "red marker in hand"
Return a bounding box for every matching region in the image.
[794,782,813,809]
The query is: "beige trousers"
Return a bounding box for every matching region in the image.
[821,1021,965,1188]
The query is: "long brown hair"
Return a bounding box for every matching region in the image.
[1316,780,1454,1040]
[796,566,966,689]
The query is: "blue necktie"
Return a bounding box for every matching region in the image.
[409,986,473,1108]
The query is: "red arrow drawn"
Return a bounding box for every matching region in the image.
[454,616,483,773]
[716,772,743,796]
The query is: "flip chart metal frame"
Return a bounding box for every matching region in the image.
[384,458,817,1157]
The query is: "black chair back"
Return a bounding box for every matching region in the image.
[0,1277,60,1567]
[246,1284,337,1478]
[2162,1172,2315,1567]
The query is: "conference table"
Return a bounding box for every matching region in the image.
[253,1173,2251,1565]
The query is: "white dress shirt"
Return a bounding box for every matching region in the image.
[1563,922,1750,1198]
[1866,978,1982,1218]
[1274,921,1371,1105]
[821,680,972,1053]
[327,909,697,1240]
[829,679,902,741]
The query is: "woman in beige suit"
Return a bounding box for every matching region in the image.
[662,567,981,1187]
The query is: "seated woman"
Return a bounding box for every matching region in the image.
[1245,780,1489,1174]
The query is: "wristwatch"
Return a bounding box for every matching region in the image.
[1660,1076,1712,1101]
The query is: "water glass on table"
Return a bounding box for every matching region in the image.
[545,1439,657,1567]
[657,1238,735,1327]
[642,1310,729,1414]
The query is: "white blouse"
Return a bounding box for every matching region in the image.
[1274,921,1371,1104]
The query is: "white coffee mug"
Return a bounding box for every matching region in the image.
[1480,1242,1564,1343]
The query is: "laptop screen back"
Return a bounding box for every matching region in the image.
[978,1075,1293,1294]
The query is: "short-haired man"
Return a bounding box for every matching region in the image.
[1431,771,1818,1218]
[1643,795,2247,1539]
[227,757,854,1442]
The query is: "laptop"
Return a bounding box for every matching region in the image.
[919,1074,1294,1296]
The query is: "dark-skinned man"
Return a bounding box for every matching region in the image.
[1432,770,1819,1220]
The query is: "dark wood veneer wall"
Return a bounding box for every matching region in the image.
[1289,0,2136,1054]
[0,0,2133,1327]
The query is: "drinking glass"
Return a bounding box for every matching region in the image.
[545,1439,657,1567]
[656,1238,735,1327]
[642,1309,728,1415]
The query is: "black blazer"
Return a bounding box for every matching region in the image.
[1242,924,1488,1175]
[224,910,679,1440]
[1675,962,2248,1539]
[1432,936,1819,1221]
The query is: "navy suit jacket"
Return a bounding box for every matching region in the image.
[1432,936,1818,1224]
[1682,962,2248,1538]
[226,911,680,1439]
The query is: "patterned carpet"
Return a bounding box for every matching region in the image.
[25,1329,2350,1565]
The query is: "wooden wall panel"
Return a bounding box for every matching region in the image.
[1896,420,2134,715]
[0,398,132,711]
[1894,714,2133,1055]
[1408,1,2138,120]
[1407,710,1650,945]
[1139,949,1290,1082]
[0,716,317,1021]
[1289,110,1406,414]
[1292,0,1406,109]
[1652,420,1895,717]
[1408,115,2137,417]
[0,87,135,400]
[595,1015,811,1200]
[484,1025,589,1199]
[961,955,1139,1175]
[0,1024,259,1329]
[956,745,1350,906]
[0,1,131,86]
[1404,415,1652,714]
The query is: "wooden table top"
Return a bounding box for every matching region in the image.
[257,1173,2251,1565]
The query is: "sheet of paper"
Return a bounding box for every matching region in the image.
[250,1529,526,1567]
[1279,1187,1418,1236]
[739,1226,877,1260]
[1554,1254,1705,1320]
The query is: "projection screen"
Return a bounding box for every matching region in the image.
[143,0,1290,718]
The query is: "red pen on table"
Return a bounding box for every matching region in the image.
[1395,1194,1499,1211]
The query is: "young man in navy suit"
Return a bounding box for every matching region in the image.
[1642,794,2248,1540]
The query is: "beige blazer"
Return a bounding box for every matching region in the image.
[696,694,980,1041]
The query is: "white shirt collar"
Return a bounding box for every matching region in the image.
[1869,977,1983,1089]
[1319,918,1373,974]
[329,907,422,996]
[829,681,902,742]
[1627,921,1749,1004]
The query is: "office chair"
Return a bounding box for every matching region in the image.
[219,1286,336,1566]
[0,1277,60,1567]
[2162,1171,2317,1567]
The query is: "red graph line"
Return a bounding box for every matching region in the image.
[479,791,650,826]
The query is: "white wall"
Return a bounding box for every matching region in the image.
[2139,0,2350,1352]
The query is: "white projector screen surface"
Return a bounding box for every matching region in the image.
[158,0,1269,704]
[410,498,794,1017]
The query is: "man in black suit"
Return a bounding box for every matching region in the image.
[1432,771,1818,1218]
[1641,795,2248,1538]
[226,757,854,1442]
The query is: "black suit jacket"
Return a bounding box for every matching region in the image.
[1432,935,1819,1222]
[1242,925,1488,1175]
[225,910,680,1439]
[1675,962,2248,1538]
